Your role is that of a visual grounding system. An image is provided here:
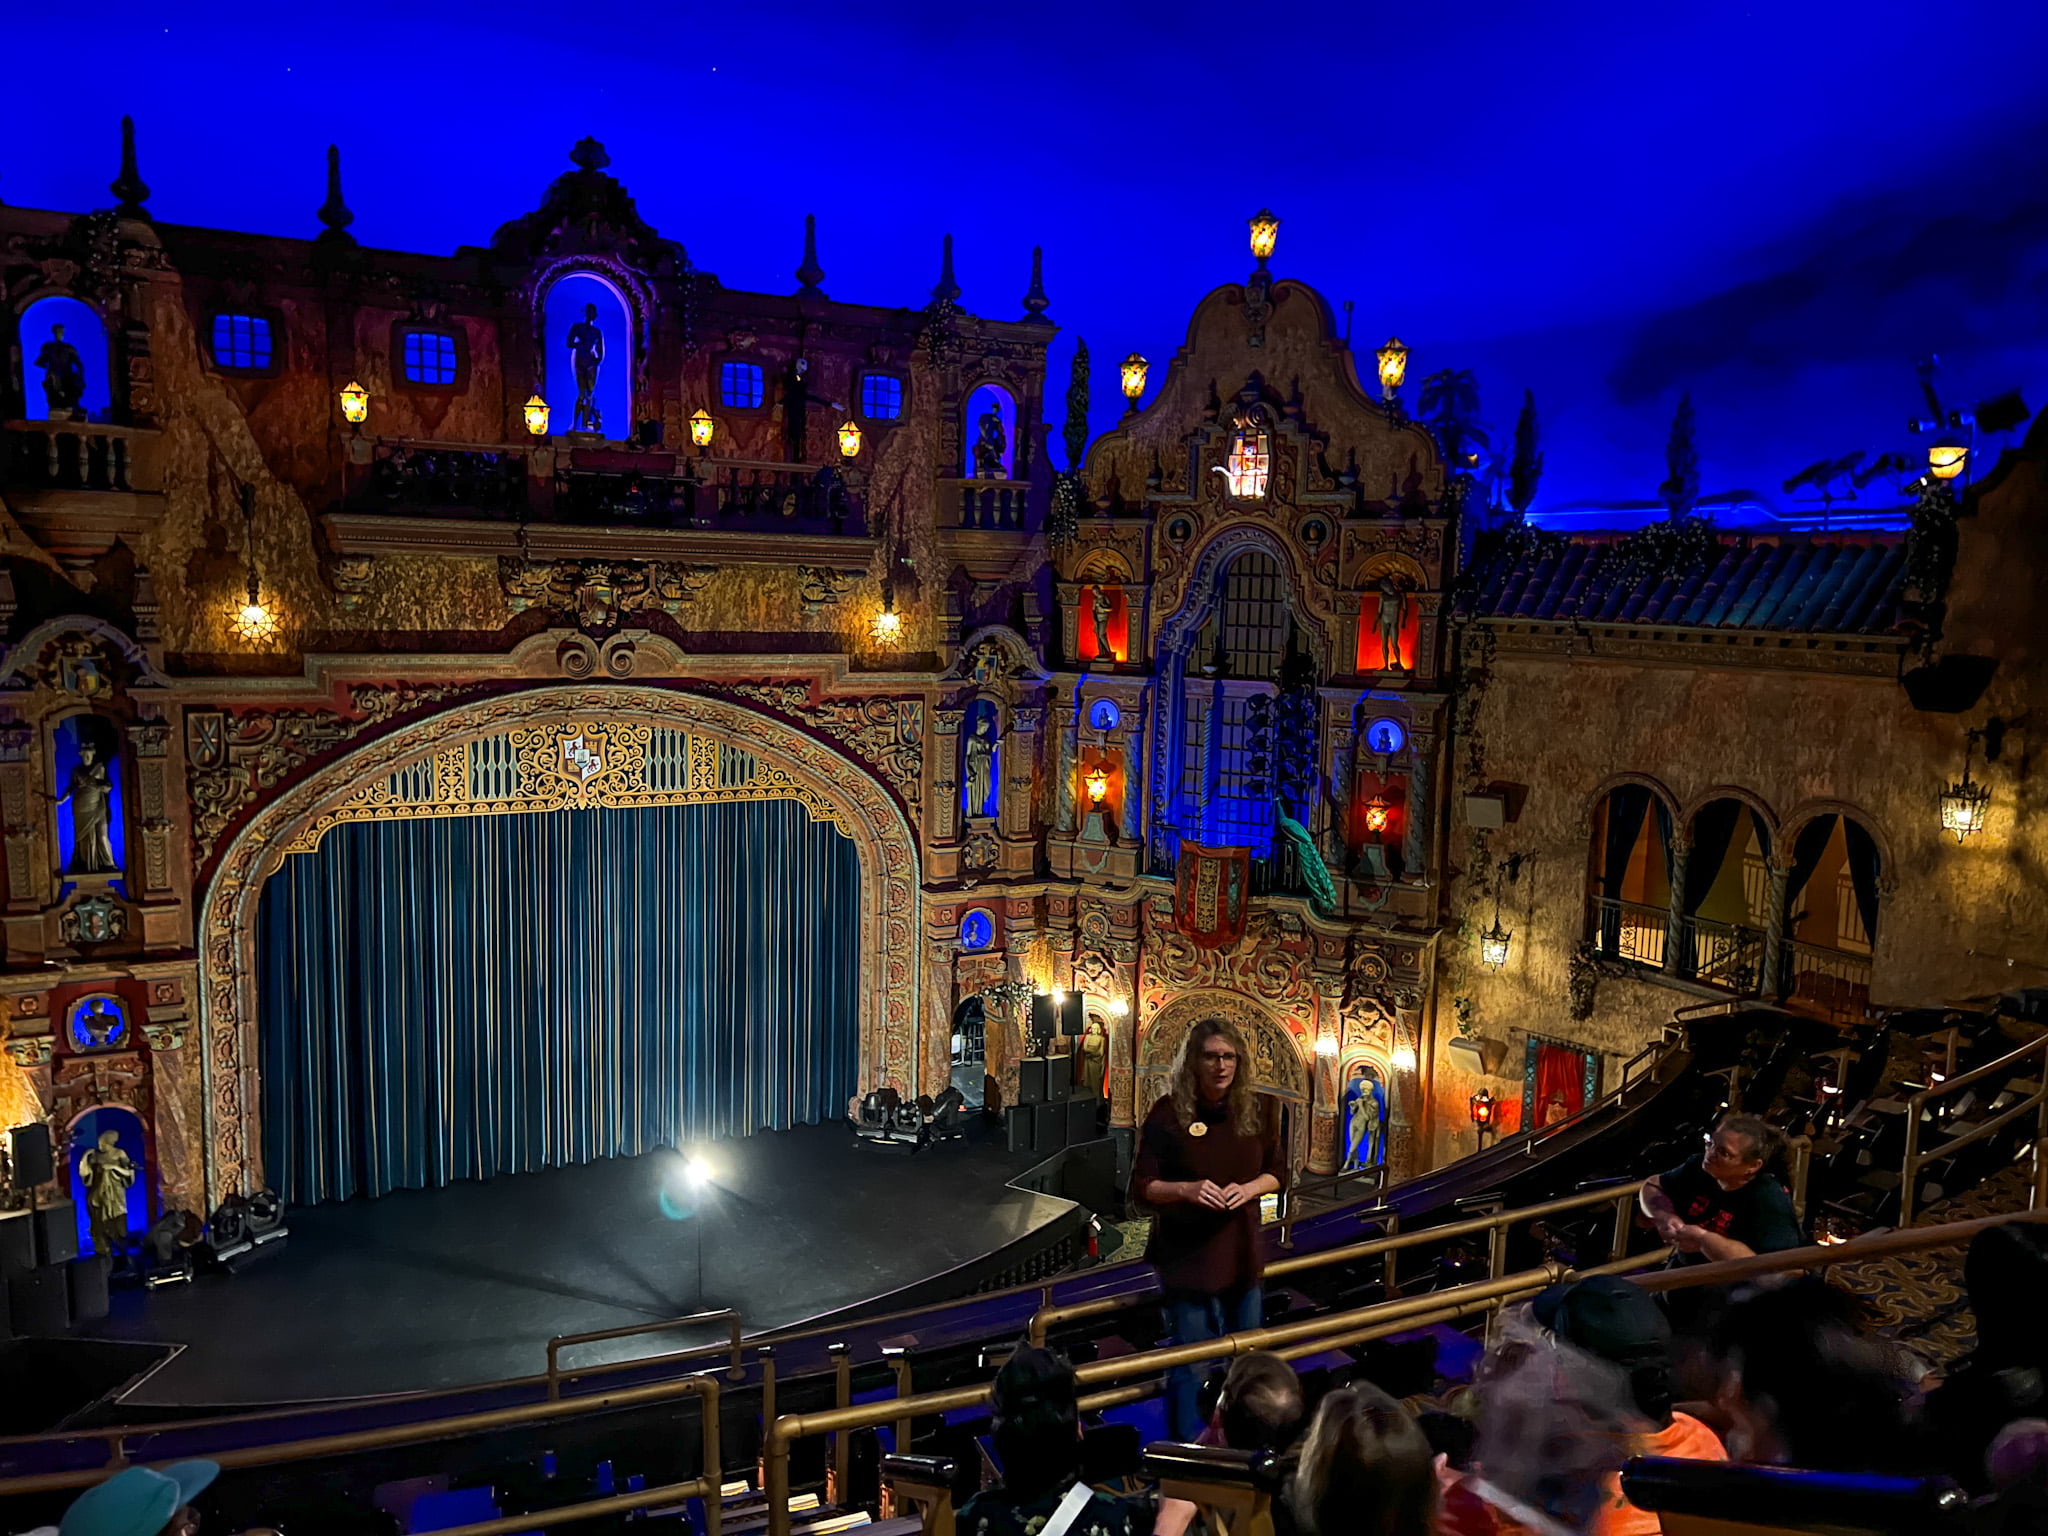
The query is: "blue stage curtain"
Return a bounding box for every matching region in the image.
[257,800,861,1204]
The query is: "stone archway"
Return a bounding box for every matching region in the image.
[1135,989,1314,1171]
[197,684,921,1203]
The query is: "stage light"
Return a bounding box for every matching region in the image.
[685,1154,714,1188]
[1928,440,1968,481]
[1375,337,1408,400]
[338,380,369,425]
[1248,208,1280,265]
[523,395,551,436]
[1120,352,1148,407]
[1051,989,1066,1005]
[837,420,862,459]
[689,408,716,449]
[1390,1045,1418,1072]
[1107,996,1130,1018]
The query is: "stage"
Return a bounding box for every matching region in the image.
[80,1121,1075,1409]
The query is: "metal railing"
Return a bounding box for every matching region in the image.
[1900,1031,2048,1223]
[1783,940,1873,1024]
[545,1308,744,1398]
[1682,913,1766,992]
[1590,896,1668,969]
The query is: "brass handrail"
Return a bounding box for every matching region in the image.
[1027,1180,1645,1346]
[545,1308,743,1398]
[1900,1032,2048,1224]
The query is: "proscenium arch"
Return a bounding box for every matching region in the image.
[197,684,922,1204]
[1135,988,1315,1171]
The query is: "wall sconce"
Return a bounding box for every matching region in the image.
[1120,352,1148,408]
[1928,439,1969,481]
[1940,728,1990,843]
[1468,1088,1496,1128]
[689,409,716,449]
[1375,338,1408,401]
[522,395,551,437]
[837,419,862,459]
[231,575,278,644]
[1084,765,1110,805]
[1363,796,1391,836]
[1390,1045,1418,1072]
[1479,917,1512,969]
[1314,1032,1339,1059]
[1248,208,1280,266]
[1106,996,1130,1018]
[338,380,369,425]
[869,587,903,645]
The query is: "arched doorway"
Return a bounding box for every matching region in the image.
[198,685,922,1205]
[1135,990,1313,1173]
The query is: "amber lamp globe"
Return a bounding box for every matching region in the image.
[338,380,369,425]
[837,420,862,459]
[1929,440,1969,481]
[1248,208,1281,264]
[522,396,551,437]
[1120,352,1148,404]
[1375,337,1409,397]
[689,409,716,449]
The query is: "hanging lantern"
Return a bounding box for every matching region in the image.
[1120,352,1148,405]
[1928,439,1969,481]
[1375,337,1408,399]
[1084,765,1110,804]
[1479,917,1512,969]
[338,380,370,425]
[1468,1088,1496,1128]
[231,574,278,644]
[870,589,903,645]
[1940,729,1990,842]
[837,419,863,459]
[522,395,551,437]
[1363,796,1391,835]
[689,409,716,449]
[1248,208,1281,264]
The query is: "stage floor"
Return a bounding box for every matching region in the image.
[85,1121,1067,1408]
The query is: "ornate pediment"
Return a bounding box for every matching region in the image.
[487,139,685,274]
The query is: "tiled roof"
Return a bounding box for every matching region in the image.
[1460,530,1911,635]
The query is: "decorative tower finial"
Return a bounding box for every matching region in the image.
[109,114,150,215]
[930,233,961,305]
[316,143,356,245]
[1020,245,1051,325]
[794,213,825,297]
[569,137,611,172]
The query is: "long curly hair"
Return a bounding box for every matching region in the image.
[1168,1018,1265,1138]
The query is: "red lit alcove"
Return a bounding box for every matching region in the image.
[1077,585,1130,662]
[1356,590,1419,671]
[1351,770,1408,848]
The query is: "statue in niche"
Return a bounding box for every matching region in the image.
[37,324,87,420]
[62,738,118,874]
[1343,1068,1386,1172]
[1090,586,1115,660]
[567,303,605,434]
[81,1129,137,1258]
[1075,1016,1109,1099]
[972,404,1007,479]
[1375,577,1408,673]
[963,714,999,819]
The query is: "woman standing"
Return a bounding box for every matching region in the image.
[1130,1018,1286,1440]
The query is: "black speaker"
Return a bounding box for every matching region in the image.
[1005,1105,1035,1155]
[8,1268,68,1335]
[0,1213,32,1280]
[1033,1101,1066,1156]
[1017,1057,1048,1105]
[34,1203,77,1266]
[1066,1095,1099,1145]
[67,1254,110,1322]
[1029,994,1056,1044]
[9,1125,52,1188]
[1059,994,1086,1036]
[1046,1054,1072,1103]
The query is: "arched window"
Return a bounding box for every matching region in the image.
[19,295,110,422]
[1588,785,1674,966]
[1783,813,1880,1021]
[1216,550,1287,681]
[964,384,1015,479]
[543,273,632,437]
[1679,799,1772,989]
[1224,406,1271,499]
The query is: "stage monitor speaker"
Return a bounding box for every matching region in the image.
[1045,1055,1073,1103]
[7,1268,68,1336]
[1059,993,1085,1036]
[1033,1101,1066,1157]
[1017,1057,1048,1105]
[33,1204,77,1267]
[8,1124,52,1188]
[1066,1095,1100,1145]
[0,1213,32,1281]
[1006,1105,1035,1155]
[1029,994,1056,1044]
[1059,1137,1120,1214]
[67,1255,110,1323]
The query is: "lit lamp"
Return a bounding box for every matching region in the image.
[1120,352,1148,410]
[1363,796,1391,836]
[1940,729,1990,843]
[1375,337,1408,403]
[522,395,551,437]
[870,588,903,645]
[1314,1032,1339,1059]
[1107,996,1130,1018]
[1248,208,1281,266]
[1479,917,1512,969]
[689,409,716,449]
[837,419,862,459]
[1390,1045,1418,1072]
[1468,1088,1496,1129]
[338,380,369,426]
[1084,765,1110,805]
[1928,439,1969,481]
[231,574,278,644]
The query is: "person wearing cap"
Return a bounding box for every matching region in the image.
[1530,1276,1726,1536]
[56,1462,217,1536]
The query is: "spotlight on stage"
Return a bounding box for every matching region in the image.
[659,1147,718,1220]
[685,1154,715,1189]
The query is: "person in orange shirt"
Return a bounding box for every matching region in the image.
[1530,1276,1728,1536]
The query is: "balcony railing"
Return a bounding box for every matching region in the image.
[1683,913,1767,993]
[353,441,528,517]
[2,420,160,494]
[1783,940,1872,1024]
[948,477,1030,531]
[1590,896,1668,968]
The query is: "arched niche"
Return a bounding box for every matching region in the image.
[1337,1057,1387,1173]
[52,712,127,877]
[543,272,633,438]
[1356,554,1427,673]
[964,383,1016,479]
[960,697,1002,819]
[19,295,110,422]
[1136,989,1314,1171]
[1587,780,1678,967]
[68,1102,150,1258]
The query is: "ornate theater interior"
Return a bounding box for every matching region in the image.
[3,113,2048,1536]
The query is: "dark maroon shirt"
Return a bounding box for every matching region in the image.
[1130,1093,1287,1297]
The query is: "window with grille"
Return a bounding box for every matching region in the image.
[1225,429,1271,498]
[860,374,903,420]
[210,313,273,372]
[402,329,459,386]
[1176,682,1276,857]
[720,360,765,409]
[1218,552,1287,680]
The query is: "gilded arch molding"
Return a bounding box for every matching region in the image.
[197,684,922,1203]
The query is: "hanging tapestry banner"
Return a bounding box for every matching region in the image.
[1175,839,1250,950]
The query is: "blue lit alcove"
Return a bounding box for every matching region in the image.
[963,384,1015,479]
[543,272,633,440]
[69,1103,149,1257]
[961,699,1002,819]
[53,714,127,878]
[19,296,111,422]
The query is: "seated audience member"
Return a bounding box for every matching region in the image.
[1639,1115,1803,1266]
[1711,1278,1914,1474]
[1291,1382,1436,1536]
[959,1346,1131,1536]
[57,1463,219,1536]
[1154,1353,1305,1536]
[1926,1223,2048,1491]
[1417,1411,1501,1536]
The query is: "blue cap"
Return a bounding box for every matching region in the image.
[61,1463,219,1536]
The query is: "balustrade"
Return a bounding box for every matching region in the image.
[949,478,1029,531]
[2,420,159,494]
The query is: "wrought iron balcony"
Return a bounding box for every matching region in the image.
[1590,896,1670,969]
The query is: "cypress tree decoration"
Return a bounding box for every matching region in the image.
[1659,392,1700,522]
[1063,338,1091,471]
[1508,388,1543,517]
